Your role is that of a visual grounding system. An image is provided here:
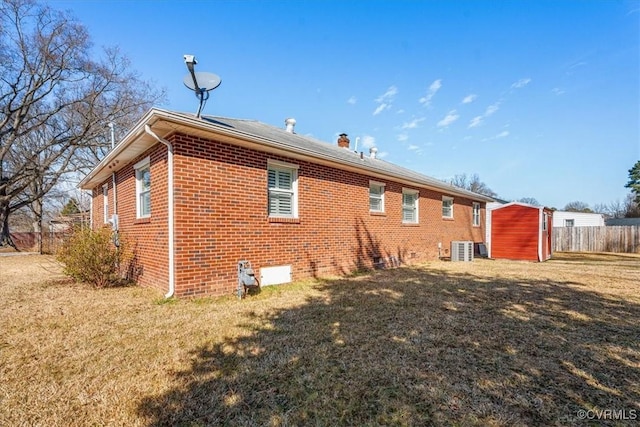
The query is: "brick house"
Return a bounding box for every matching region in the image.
[79,108,493,297]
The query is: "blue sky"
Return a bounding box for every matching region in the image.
[56,0,639,209]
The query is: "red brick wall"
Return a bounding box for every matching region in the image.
[92,145,170,291]
[92,132,486,297]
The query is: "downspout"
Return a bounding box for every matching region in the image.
[109,124,118,227]
[144,124,175,298]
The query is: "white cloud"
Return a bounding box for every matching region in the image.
[360,135,376,149]
[468,116,483,128]
[482,130,510,142]
[401,117,425,130]
[375,86,398,103]
[408,144,420,151]
[511,78,532,89]
[485,103,500,116]
[468,101,500,129]
[377,151,389,159]
[437,110,459,128]
[552,87,565,95]
[462,94,477,104]
[419,78,442,106]
[347,96,357,105]
[372,86,397,116]
[397,133,409,142]
[372,103,389,116]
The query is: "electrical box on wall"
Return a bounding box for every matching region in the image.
[108,214,118,231]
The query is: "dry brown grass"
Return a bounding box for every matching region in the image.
[1,252,639,426]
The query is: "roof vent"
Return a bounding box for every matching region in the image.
[369,147,378,159]
[285,118,296,133]
[338,133,350,149]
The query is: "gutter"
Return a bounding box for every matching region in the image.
[143,124,175,298]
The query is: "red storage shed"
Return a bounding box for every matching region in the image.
[488,202,553,262]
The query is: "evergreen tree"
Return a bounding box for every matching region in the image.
[625,160,640,206]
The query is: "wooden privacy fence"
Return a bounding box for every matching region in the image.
[552,225,640,253]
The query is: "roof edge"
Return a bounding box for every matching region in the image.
[79,108,494,203]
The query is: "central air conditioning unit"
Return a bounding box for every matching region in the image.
[451,241,474,262]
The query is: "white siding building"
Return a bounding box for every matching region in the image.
[552,211,604,227]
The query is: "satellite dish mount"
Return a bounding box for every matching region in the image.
[183,55,222,118]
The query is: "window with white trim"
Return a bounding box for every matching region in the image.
[134,157,151,218]
[369,181,385,213]
[402,188,419,223]
[267,160,299,218]
[472,202,480,226]
[442,196,454,219]
[564,219,574,227]
[103,184,109,224]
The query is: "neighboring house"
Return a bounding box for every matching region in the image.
[49,212,90,233]
[79,108,493,297]
[552,211,604,227]
[605,218,640,226]
[487,202,553,262]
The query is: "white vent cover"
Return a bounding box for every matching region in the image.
[260,265,292,286]
[451,241,474,262]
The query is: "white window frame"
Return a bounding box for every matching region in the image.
[565,219,574,227]
[267,159,299,218]
[369,181,385,213]
[102,184,109,224]
[472,202,480,226]
[134,157,151,219]
[402,188,419,224]
[442,196,454,219]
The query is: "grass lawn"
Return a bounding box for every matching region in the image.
[1,252,639,426]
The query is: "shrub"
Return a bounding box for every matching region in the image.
[56,227,133,288]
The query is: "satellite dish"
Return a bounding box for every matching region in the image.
[183,72,221,92]
[182,55,222,118]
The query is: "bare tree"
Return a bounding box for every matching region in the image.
[449,173,497,198]
[517,197,540,206]
[592,203,610,217]
[610,200,625,218]
[0,0,164,247]
[623,193,640,218]
[563,201,592,213]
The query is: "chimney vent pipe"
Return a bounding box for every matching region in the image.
[369,147,378,159]
[337,133,350,149]
[285,118,296,133]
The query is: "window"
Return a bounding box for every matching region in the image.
[268,160,298,217]
[134,157,151,218]
[565,219,574,227]
[369,181,385,213]
[472,202,481,226]
[402,189,419,223]
[442,196,454,219]
[543,213,548,230]
[103,184,109,224]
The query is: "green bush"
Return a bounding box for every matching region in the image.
[56,227,133,288]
